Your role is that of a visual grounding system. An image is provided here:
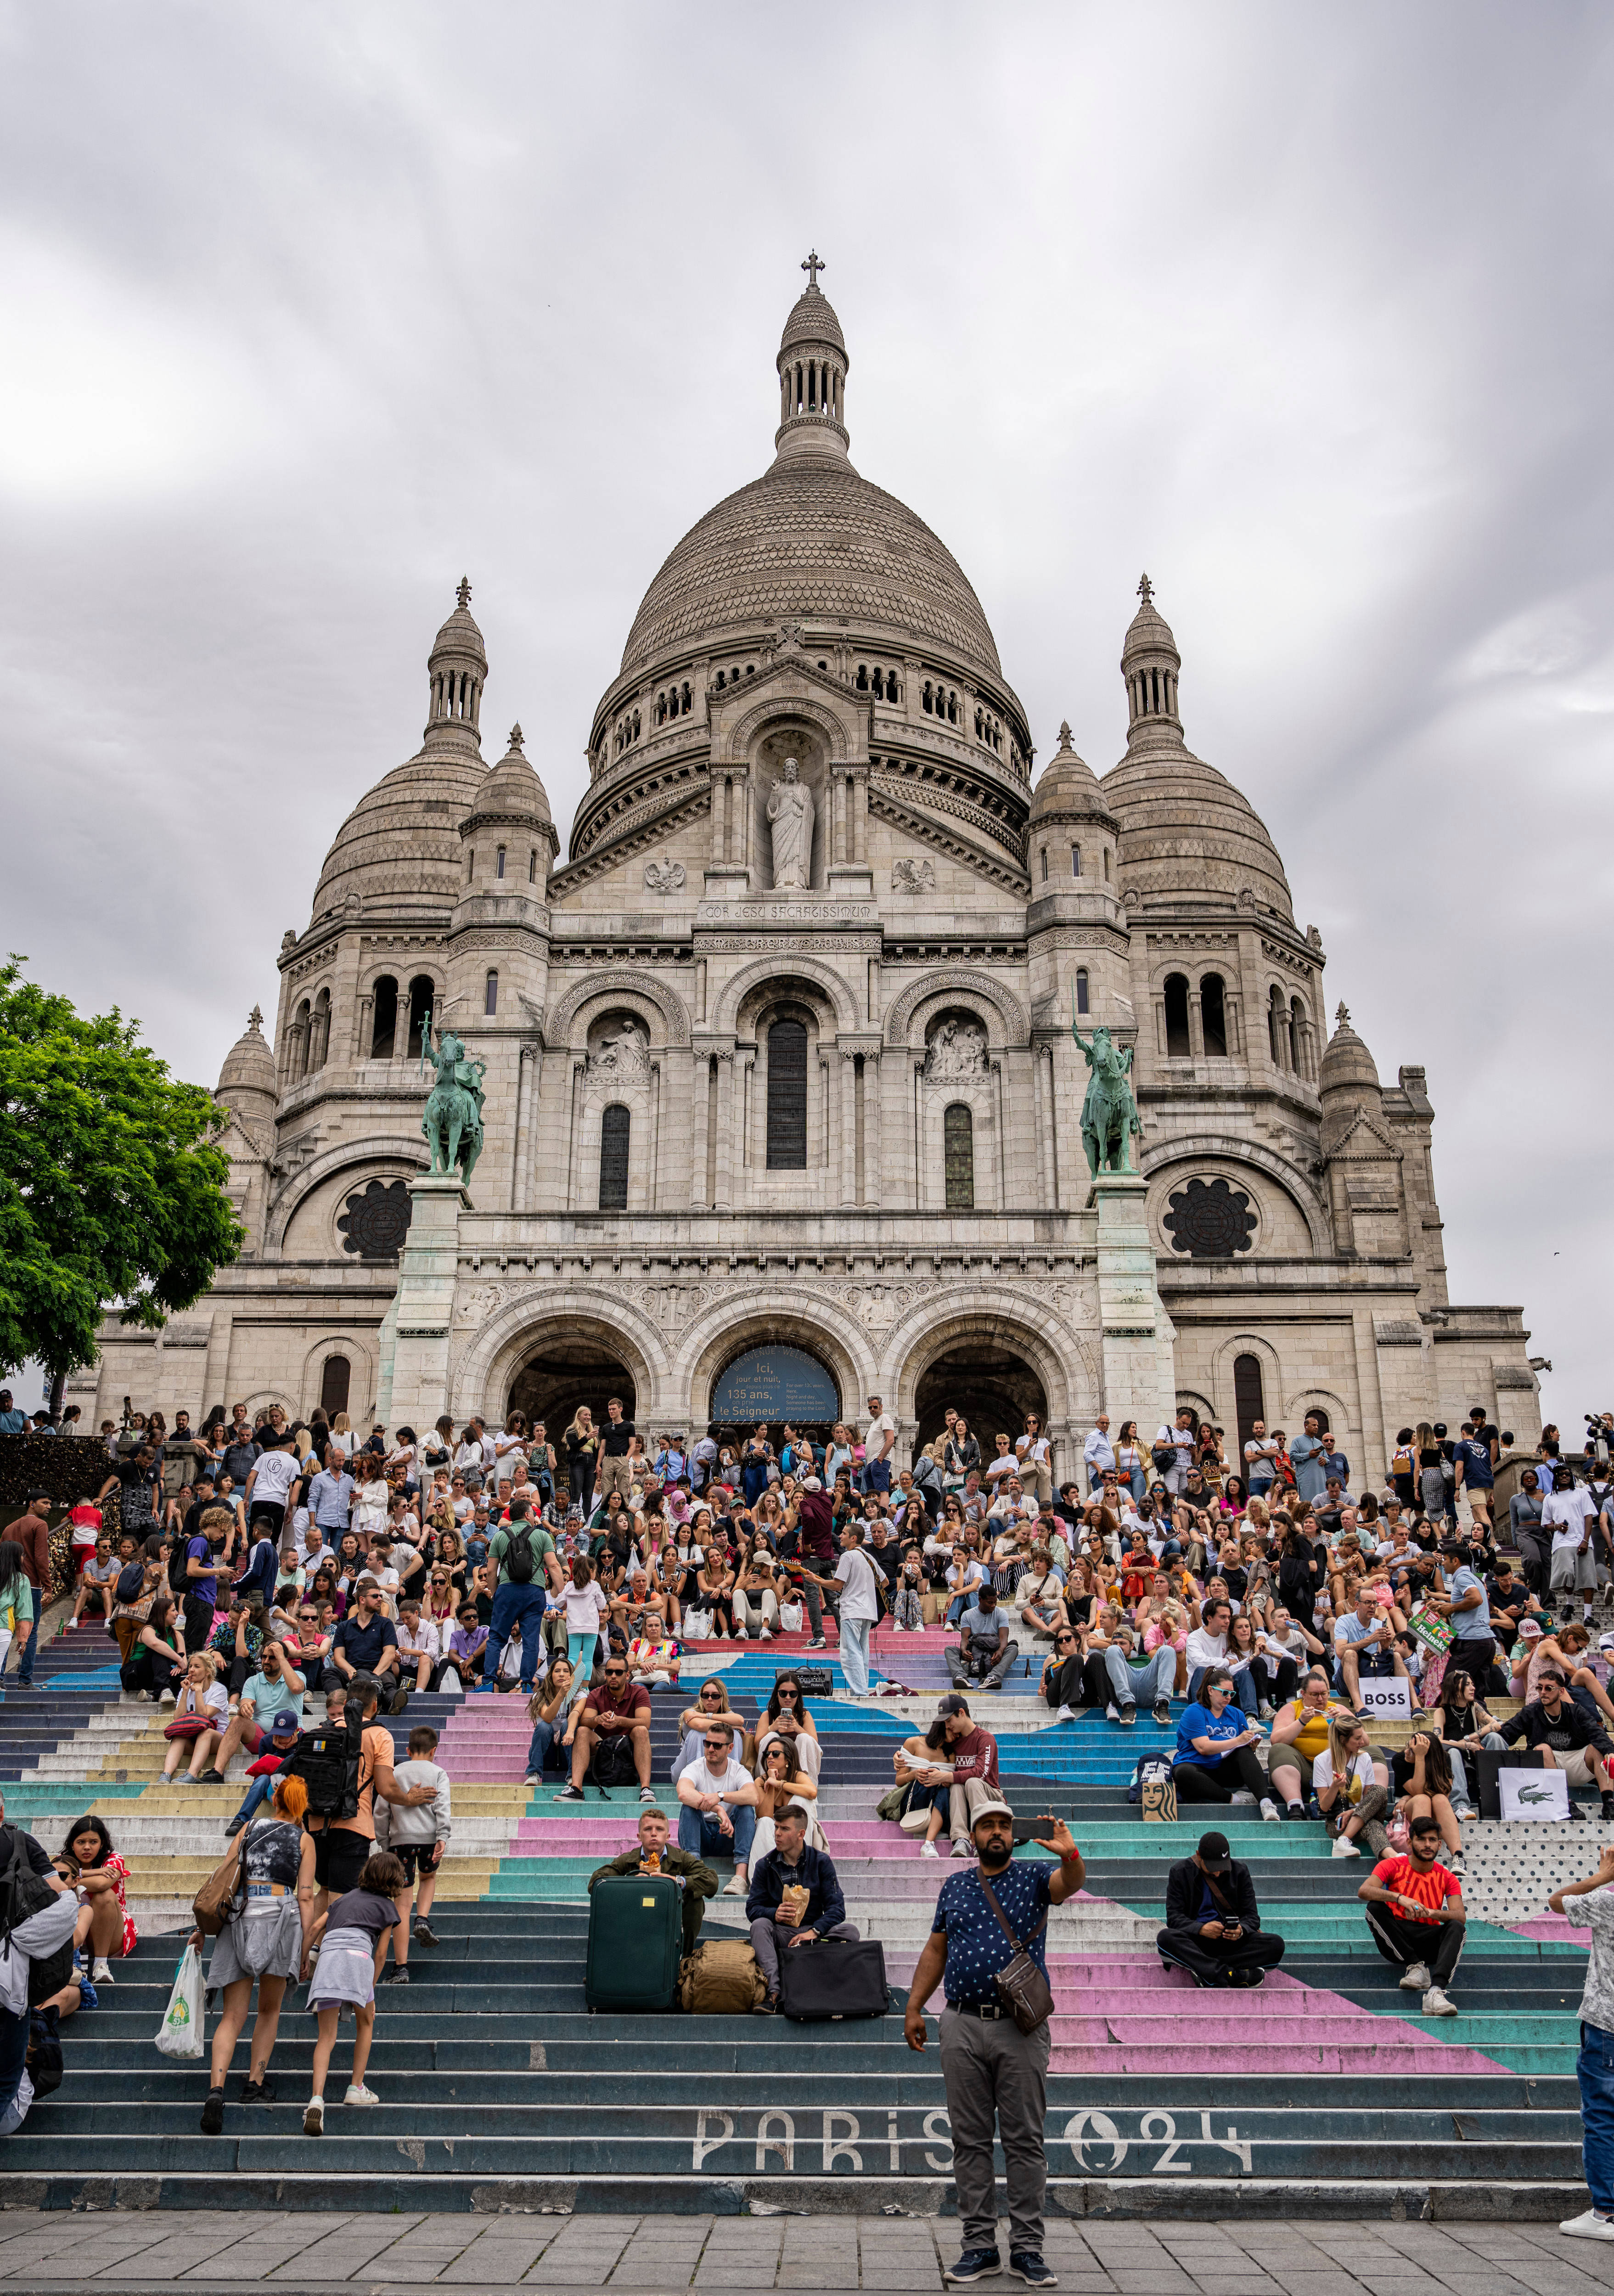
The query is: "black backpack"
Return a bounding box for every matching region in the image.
[0,1829,74,2008]
[503,1522,536,1584]
[281,1710,364,1822]
[588,1734,638,1791]
[114,1561,146,1605]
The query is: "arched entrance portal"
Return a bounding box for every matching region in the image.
[914,1347,1048,1459]
[507,1344,637,1470]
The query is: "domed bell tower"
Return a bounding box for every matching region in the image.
[425,577,487,754]
[774,250,851,465]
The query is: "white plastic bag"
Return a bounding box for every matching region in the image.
[682,1608,713,1640]
[778,1603,804,1634]
[155,1942,205,2059]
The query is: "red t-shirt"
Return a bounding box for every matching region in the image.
[950,1727,999,1786]
[1373,1853,1461,1925]
[590,1681,651,1725]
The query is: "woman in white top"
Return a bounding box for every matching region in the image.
[326,1413,354,1466]
[1312,1716,1390,1858]
[351,1469,390,1539]
[1114,1420,1146,1505]
[161,1652,230,1782]
[1015,1413,1052,1504]
[824,1424,853,1485]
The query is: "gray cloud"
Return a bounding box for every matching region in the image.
[3,0,1610,1426]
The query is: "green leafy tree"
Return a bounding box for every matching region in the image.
[0,957,242,1402]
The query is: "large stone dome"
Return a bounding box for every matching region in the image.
[310,750,486,922]
[619,458,1003,683]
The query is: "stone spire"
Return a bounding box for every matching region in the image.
[424,578,488,756]
[774,254,851,465]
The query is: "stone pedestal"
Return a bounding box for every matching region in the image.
[383,1175,470,1432]
[1092,1171,1177,1432]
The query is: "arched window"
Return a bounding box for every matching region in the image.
[1075,968,1090,1015]
[1040,846,1048,882]
[467,848,476,881]
[765,1019,809,1170]
[495,845,506,880]
[1103,847,1111,882]
[1071,843,1081,878]
[944,1103,974,1210]
[370,975,398,1059]
[1289,995,1303,1075]
[1164,973,1191,1058]
[406,975,435,1062]
[1233,1353,1265,1462]
[292,999,311,1079]
[310,987,331,1070]
[320,1354,351,1420]
[529,849,538,884]
[598,1103,630,1210]
[1268,985,1287,1069]
[484,969,499,1017]
[1201,973,1227,1058]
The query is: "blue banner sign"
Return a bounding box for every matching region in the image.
[712,1345,840,1424]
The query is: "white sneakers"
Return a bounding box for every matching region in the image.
[759,1627,772,1641]
[91,1958,114,1984]
[1260,1799,1279,1822]
[1399,1962,1431,1992]
[920,1840,939,1858]
[721,1873,747,1896]
[1560,2209,1614,2241]
[950,1837,974,1857]
[304,2098,324,2134]
[343,2083,380,2106]
[1421,1986,1457,2016]
[1229,1790,1259,1806]
[1053,1705,1078,1724]
[1331,1835,1360,1858]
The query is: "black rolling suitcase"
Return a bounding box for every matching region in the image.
[776,1932,889,2020]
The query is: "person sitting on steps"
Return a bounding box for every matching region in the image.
[745,1803,859,2015]
[673,1719,756,1897]
[589,1804,718,1962]
[947,1581,1017,1692]
[1357,1808,1465,2018]
[1158,1827,1286,1988]
[556,1654,655,1804]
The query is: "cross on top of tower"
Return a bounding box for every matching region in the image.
[1137,573,1153,606]
[456,576,472,611]
[801,249,826,290]
[247,1004,263,1031]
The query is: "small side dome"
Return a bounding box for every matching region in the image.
[463,724,554,829]
[216,1006,278,1144]
[1319,1002,1382,1098]
[1029,722,1118,827]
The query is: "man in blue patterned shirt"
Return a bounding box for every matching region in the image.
[904,1795,1085,2288]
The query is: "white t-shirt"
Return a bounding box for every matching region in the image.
[685,1756,751,1801]
[1244,1437,1279,1475]
[1311,1745,1375,1801]
[1016,1433,1050,1472]
[250,1449,299,1507]
[864,1413,896,1463]
[984,1453,1018,1485]
[1157,1426,1195,1469]
[1184,1626,1231,1674]
[834,1547,881,1622]
[1544,1488,1596,1554]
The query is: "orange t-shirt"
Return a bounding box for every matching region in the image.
[1373,1853,1461,1926]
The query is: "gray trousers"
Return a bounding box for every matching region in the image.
[947,1642,1016,1691]
[749,1915,859,1997]
[938,2005,1050,2254]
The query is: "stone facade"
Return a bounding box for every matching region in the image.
[75,276,1541,1481]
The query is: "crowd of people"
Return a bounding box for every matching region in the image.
[3,1387,1614,2236]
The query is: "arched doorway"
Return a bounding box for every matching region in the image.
[914,1347,1048,1460]
[507,1342,638,1482]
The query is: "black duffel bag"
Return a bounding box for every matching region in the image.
[777,1932,889,2021]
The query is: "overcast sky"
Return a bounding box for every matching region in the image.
[3,2,1610,1431]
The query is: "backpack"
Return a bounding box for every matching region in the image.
[281,1710,364,1822]
[0,1829,74,2008]
[678,1938,768,2014]
[503,1522,536,1584]
[114,1561,146,1605]
[588,1733,639,1791]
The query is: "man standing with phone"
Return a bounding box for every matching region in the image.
[905,1795,1084,2287]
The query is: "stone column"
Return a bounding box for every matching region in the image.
[387,1175,469,1433]
[1092,1171,1175,1435]
[838,1047,858,1207]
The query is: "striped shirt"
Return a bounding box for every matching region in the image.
[1372,1854,1461,1926]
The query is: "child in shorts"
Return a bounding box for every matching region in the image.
[381,1724,451,1964]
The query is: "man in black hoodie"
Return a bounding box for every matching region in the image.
[1158,1829,1286,1988]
